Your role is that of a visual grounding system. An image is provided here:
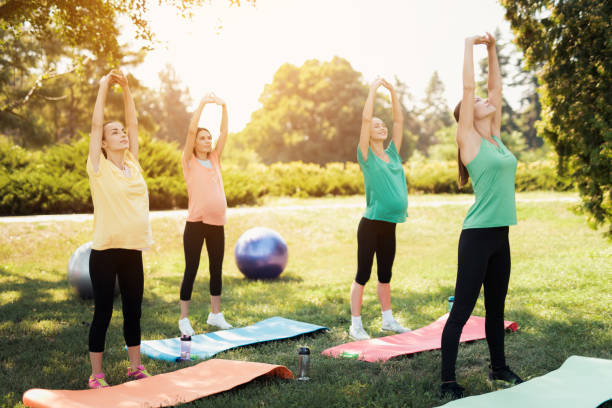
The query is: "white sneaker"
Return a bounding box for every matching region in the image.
[178,317,195,336]
[207,312,233,330]
[382,318,411,333]
[349,325,371,340]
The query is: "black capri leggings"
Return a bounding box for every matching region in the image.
[441,226,511,382]
[89,248,143,353]
[355,217,397,285]
[180,221,225,300]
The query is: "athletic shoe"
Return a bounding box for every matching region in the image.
[489,365,524,385]
[440,381,465,399]
[381,318,411,333]
[207,312,233,330]
[349,325,371,340]
[127,365,152,380]
[88,373,110,389]
[178,317,195,336]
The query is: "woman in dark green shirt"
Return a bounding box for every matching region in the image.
[348,77,410,341]
[440,33,523,400]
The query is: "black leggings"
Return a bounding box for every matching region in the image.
[441,226,511,382]
[89,248,143,353]
[355,217,396,285]
[180,221,225,300]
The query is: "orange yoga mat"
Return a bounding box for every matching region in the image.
[23,359,293,408]
[322,314,518,362]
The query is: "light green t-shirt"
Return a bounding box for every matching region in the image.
[357,141,408,223]
[463,135,518,229]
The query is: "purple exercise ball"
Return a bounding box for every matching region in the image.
[234,227,288,279]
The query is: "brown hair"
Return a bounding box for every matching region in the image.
[453,101,469,188]
[101,121,115,159]
[193,127,212,155]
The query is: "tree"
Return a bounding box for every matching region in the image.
[0,0,254,146]
[237,57,414,164]
[148,64,192,143]
[502,0,611,237]
[417,71,453,155]
[0,1,256,62]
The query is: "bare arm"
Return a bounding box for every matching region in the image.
[382,79,404,152]
[89,74,112,172]
[111,70,139,159]
[456,36,484,147]
[213,96,228,158]
[184,95,212,163]
[360,79,383,161]
[485,32,502,137]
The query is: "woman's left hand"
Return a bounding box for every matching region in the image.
[485,32,496,49]
[110,69,129,88]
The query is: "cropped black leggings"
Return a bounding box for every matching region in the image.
[355,217,396,285]
[89,248,143,353]
[180,221,225,300]
[441,226,511,382]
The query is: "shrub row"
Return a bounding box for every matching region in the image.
[0,136,572,215]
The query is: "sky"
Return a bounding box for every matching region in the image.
[124,0,524,134]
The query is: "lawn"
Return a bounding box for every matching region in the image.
[1,192,610,407]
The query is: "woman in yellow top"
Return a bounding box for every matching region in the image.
[86,70,153,388]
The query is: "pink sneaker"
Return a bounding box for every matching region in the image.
[88,373,110,389]
[127,365,152,380]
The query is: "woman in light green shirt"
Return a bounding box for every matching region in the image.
[440,33,523,400]
[348,77,410,341]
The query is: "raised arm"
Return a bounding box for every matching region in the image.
[360,78,383,161]
[111,70,139,159]
[213,95,228,158]
[456,35,487,147]
[485,32,502,137]
[89,74,113,172]
[382,79,404,152]
[184,94,213,163]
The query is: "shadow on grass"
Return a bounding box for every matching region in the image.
[1,264,610,408]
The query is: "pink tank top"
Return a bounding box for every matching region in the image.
[182,150,227,225]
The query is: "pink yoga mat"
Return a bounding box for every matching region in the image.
[322,314,518,363]
[23,359,293,408]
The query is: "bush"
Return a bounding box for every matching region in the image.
[0,136,574,215]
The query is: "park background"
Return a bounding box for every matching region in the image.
[0,0,610,407]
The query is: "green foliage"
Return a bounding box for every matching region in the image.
[0,136,572,215]
[417,71,453,155]
[501,0,612,237]
[236,57,416,164]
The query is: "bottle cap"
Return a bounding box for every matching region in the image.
[448,296,455,302]
[298,347,310,355]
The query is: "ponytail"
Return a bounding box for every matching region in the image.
[454,101,469,188]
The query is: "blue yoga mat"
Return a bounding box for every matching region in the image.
[140,317,328,362]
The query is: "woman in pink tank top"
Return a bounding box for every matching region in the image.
[178,92,233,335]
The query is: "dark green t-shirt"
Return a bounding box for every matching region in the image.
[463,135,517,229]
[357,141,408,223]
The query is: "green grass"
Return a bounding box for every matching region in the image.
[1,192,610,407]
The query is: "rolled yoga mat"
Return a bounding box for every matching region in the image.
[23,359,293,408]
[437,355,612,408]
[141,316,328,361]
[322,314,518,362]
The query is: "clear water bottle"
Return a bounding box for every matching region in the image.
[180,335,191,361]
[297,347,310,381]
[448,296,455,312]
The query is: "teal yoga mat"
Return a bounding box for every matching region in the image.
[438,355,612,408]
[140,317,327,361]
